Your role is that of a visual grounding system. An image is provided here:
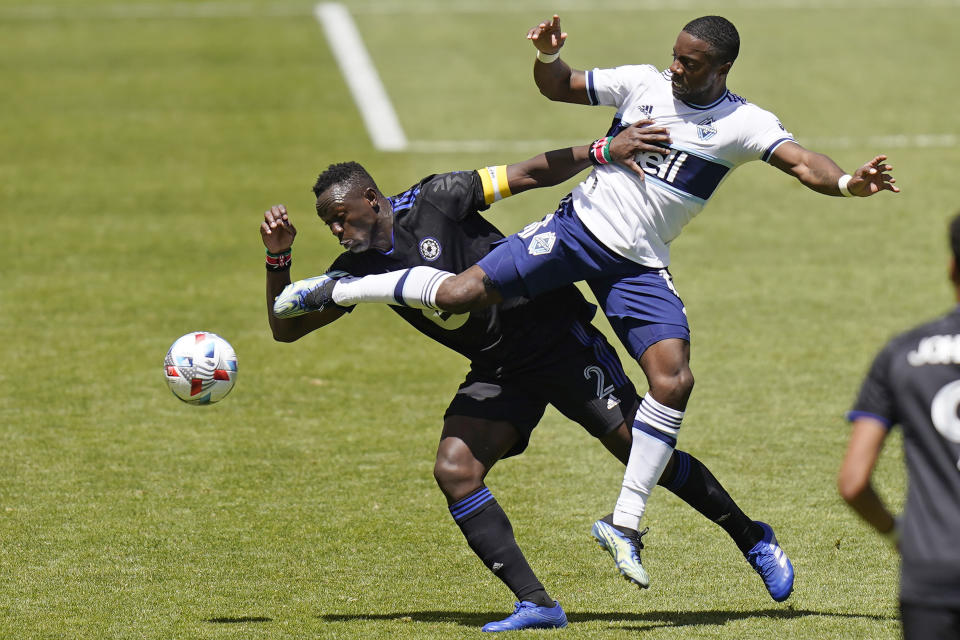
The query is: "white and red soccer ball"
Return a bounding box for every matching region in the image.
[163,332,238,405]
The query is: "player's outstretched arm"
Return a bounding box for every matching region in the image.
[505,120,671,194]
[838,416,899,542]
[261,204,346,342]
[527,14,589,104]
[769,141,899,197]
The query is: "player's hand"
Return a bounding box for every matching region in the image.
[849,155,899,196]
[608,119,672,181]
[527,14,566,54]
[261,204,297,253]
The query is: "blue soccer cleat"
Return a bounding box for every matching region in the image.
[481,600,567,632]
[591,516,650,589]
[272,271,348,319]
[745,520,794,602]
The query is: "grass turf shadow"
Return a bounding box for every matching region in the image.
[318,607,895,629]
[205,616,273,624]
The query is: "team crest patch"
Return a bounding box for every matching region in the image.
[697,117,717,141]
[419,237,442,261]
[528,231,556,256]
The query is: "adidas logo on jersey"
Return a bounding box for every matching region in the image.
[606,395,621,410]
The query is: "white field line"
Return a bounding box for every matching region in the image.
[313,3,958,153]
[313,2,407,151]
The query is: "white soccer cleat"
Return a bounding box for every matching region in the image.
[272,271,348,319]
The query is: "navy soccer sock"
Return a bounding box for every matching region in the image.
[660,450,763,554]
[449,487,553,607]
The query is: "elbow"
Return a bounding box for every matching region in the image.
[270,326,301,343]
[537,85,556,100]
[538,85,564,102]
[535,78,565,102]
[837,470,868,505]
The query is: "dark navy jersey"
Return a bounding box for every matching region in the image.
[850,307,960,605]
[330,170,596,375]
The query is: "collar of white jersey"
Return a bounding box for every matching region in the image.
[682,90,729,110]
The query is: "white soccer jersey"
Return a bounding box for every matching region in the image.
[572,64,793,267]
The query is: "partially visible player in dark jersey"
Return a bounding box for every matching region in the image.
[262,133,791,631]
[840,213,960,640]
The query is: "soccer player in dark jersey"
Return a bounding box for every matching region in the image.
[840,213,960,640]
[263,131,793,631]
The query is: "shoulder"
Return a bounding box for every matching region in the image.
[595,63,660,82]
[721,92,782,124]
[589,63,660,88]
[886,310,960,362]
[416,171,481,207]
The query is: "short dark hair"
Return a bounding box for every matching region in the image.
[949,212,960,265]
[312,161,377,199]
[682,16,740,66]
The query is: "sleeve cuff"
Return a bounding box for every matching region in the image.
[761,137,793,163]
[846,410,893,430]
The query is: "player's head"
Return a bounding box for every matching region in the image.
[313,161,389,253]
[670,16,739,104]
[948,211,960,289]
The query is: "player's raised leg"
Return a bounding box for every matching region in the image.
[274,264,499,318]
[434,415,567,632]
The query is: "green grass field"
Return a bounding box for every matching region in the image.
[2,1,958,637]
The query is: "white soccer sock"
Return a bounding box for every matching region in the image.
[612,393,684,530]
[331,266,454,310]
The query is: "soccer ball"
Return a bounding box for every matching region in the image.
[163,332,238,405]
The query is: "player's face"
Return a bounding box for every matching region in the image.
[316,186,378,253]
[669,31,729,105]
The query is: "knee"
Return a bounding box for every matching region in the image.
[648,366,694,408]
[435,275,483,314]
[434,441,483,498]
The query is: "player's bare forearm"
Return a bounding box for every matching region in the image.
[261,204,344,342]
[506,146,591,195]
[506,121,671,193]
[842,482,897,536]
[770,142,898,197]
[534,59,590,104]
[838,417,897,536]
[265,270,345,342]
[527,13,589,104]
[770,143,845,195]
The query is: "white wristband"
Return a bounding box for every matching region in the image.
[536,50,560,64]
[838,173,854,197]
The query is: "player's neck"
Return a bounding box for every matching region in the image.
[370,198,395,253]
[686,83,727,108]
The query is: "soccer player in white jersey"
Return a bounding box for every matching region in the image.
[275,14,898,599]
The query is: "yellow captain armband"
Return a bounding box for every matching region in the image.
[477,165,512,205]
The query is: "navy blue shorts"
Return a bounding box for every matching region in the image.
[476,197,689,362]
[445,320,638,458]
